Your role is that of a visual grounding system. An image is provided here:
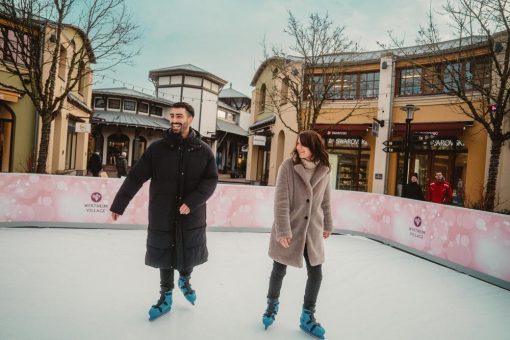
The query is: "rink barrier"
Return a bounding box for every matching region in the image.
[1,173,509,290]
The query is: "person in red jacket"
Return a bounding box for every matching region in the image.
[426,171,453,204]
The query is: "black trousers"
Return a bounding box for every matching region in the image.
[160,267,193,291]
[267,248,323,310]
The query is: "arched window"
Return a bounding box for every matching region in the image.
[259,83,266,114]
[0,104,14,172]
[107,133,130,165]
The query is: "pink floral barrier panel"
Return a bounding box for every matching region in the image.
[1,173,509,289]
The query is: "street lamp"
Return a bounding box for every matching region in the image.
[400,104,420,190]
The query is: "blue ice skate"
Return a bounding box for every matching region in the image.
[178,276,196,305]
[262,298,279,329]
[148,290,173,321]
[299,308,325,339]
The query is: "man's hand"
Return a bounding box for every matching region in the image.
[278,237,292,248]
[111,212,121,221]
[179,204,190,215]
[323,231,331,239]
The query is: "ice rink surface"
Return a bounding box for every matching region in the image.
[0,228,509,340]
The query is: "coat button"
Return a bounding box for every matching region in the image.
[306,199,310,203]
[305,216,308,220]
[171,244,175,247]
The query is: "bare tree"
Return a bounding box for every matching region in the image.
[382,0,510,211]
[0,0,140,173]
[264,11,369,134]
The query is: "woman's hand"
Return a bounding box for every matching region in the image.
[323,231,331,239]
[279,237,292,248]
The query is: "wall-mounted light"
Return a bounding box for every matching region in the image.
[381,61,388,69]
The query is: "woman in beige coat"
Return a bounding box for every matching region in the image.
[262,130,332,340]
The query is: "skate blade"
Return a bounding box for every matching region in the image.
[299,325,325,339]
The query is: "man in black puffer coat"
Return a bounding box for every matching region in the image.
[110,102,218,321]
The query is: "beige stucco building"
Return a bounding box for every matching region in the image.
[248,39,509,212]
[0,17,94,174]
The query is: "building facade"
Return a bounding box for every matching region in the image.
[216,85,250,177]
[0,18,94,174]
[90,87,172,169]
[148,64,227,147]
[248,39,509,211]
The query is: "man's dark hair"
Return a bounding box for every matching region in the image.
[171,102,195,117]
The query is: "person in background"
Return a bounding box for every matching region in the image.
[262,130,332,340]
[426,171,453,204]
[116,151,128,178]
[87,151,102,177]
[455,178,465,206]
[402,172,424,201]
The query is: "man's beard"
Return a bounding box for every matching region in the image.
[171,123,184,134]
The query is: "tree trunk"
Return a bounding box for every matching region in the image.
[35,113,53,174]
[484,138,503,211]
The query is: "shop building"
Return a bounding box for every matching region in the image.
[248,38,508,210]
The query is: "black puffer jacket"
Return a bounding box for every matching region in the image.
[110,129,218,270]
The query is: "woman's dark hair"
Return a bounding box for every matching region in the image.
[291,130,330,169]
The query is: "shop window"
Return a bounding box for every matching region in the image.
[399,68,422,96]
[123,100,136,112]
[58,45,67,80]
[107,98,121,110]
[0,108,14,172]
[258,84,266,114]
[65,119,77,170]
[150,105,162,116]
[281,77,289,104]
[217,109,226,119]
[443,62,462,93]
[359,72,379,98]
[138,102,149,114]
[327,137,370,192]
[94,97,105,109]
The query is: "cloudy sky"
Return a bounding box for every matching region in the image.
[93,0,451,98]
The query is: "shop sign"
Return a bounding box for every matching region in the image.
[75,123,91,133]
[253,135,266,146]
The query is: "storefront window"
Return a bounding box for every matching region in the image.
[65,119,77,170]
[0,108,14,172]
[327,137,369,192]
[396,137,467,196]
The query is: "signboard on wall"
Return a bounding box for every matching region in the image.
[75,122,91,133]
[75,123,91,133]
[253,135,266,146]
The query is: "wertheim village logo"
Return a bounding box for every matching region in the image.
[84,192,109,213]
[409,215,425,239]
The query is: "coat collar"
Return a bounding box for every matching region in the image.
[293,162,329,190]
[163,128,203,149]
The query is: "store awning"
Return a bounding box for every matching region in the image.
[392,121,473,137]
[217,119,248,137]
[92,111,170,130]
[313,123,372,137]
[249,115,276,132]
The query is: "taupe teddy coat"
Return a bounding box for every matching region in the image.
[268,158,333,268]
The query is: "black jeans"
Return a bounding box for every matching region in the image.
[267,248,323,310]
[160,268,193,291]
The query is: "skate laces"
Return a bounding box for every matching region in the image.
[179,277,194,295]
[303,310,321,327]
[264,300,279,317]
[152,291,171,310]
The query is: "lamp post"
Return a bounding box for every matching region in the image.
[400,104,419,190]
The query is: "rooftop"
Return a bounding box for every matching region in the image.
[93,87,174,106]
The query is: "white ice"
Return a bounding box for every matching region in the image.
[0,228,509,340]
